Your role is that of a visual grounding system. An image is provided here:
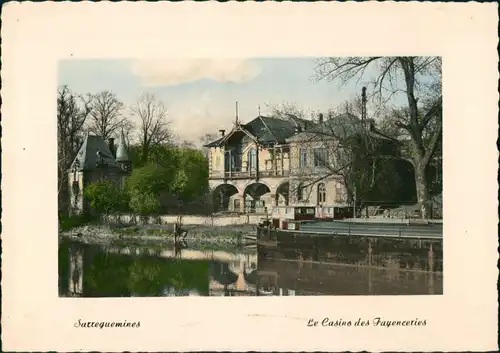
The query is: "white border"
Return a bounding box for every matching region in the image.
[2,2,498,351]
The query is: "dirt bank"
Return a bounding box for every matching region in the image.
[59,223,256,247]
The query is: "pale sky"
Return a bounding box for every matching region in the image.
[58,58,401,143]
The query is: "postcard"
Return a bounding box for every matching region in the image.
[1,2,498,352]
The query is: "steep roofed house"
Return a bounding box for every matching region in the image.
[204,109,402,215]
[68,130,131,215]
[286,112,401,209]
[204,114,308,213]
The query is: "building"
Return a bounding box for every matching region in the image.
[68,129,131,215]
[204,108,398,214]
[205,108,394,212]
[204,113,302,213]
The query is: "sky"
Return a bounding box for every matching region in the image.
[58,58,401,144]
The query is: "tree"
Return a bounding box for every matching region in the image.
[126,163,177,196]
[199,132,220,158]
[129,190,161,217]
[314,56,442,218]
[87,91,127,140]
[130,93,173,165]
[57,85,92,215]
[268,101,310,120]
[268,98,414,213]
[84,180,129,216]
[120,118,137,146]
[172,148,209,199]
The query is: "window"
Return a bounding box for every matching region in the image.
[317,182,326,204]
[313,148,329,167]
[248,148,257,171]
[299,148,307,168]
[297,182,304,201]
[215,155,221,168]
[335,182,344,202]
[224,150,232,171]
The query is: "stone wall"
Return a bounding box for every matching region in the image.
[109,213,266,226]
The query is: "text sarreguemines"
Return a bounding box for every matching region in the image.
[74,319,141,328]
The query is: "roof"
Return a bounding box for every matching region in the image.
[116,129,130,162]
[70,134,122,171]
[287,113,397,143]
[203,136,225,148]
[245,116,298,144]
[203,115,302,147]
[203,113,398,148]
[287,113,362,140]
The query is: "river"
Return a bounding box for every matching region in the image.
[59,238,443,297]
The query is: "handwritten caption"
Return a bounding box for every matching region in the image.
[74,319,141,329]
[307,317,426,328]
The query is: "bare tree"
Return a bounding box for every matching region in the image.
[57,85,92,214]
[86,91,126,140]
[267,101,310,120]
[199,132,220,158]
[130,93,173,164]
[288,109,377,203]
[314,56,442,219]
[120,118,136,147]
[268,97,409,217]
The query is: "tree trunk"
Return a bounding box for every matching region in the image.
[141,143,149,165]
[59,177,70,216]
[414,164,430,219]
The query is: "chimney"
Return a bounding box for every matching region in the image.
[219,129,226,137]
[318,113,324,124]
[108,138,115,158]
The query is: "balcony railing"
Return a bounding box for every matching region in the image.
[209,169,290,179]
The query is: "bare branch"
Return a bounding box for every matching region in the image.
[130,93,174,164]
[86,91,126,140]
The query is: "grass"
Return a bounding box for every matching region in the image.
[59,213,98,232]
[111,227,140,235]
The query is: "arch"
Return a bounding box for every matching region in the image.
[243,182,271,213]
[317,182,326,204]
[275,181,290,206]
[243,179,271,192]
[212,183,239,212]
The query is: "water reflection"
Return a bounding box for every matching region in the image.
[59,239,442,297]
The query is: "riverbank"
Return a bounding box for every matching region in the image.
[59,223,256,248]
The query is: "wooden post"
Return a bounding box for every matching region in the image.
[255,143,259,181]
[281,147,284,175]
[274,145,278,176]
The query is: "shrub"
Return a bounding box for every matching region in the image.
[129,190,160,216]
[59,213,97,231]
[84,180,129,215]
